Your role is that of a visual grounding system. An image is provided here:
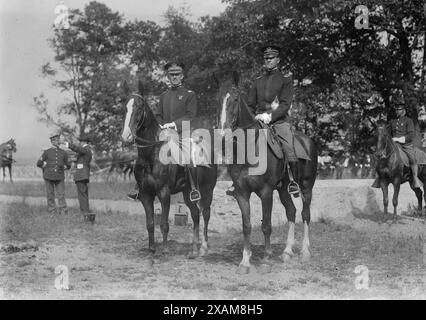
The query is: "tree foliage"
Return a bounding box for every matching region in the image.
[35,0,426,154]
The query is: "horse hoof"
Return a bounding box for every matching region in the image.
[301,250,311,262]
[258,263,272,274]
[200,247,208,257]
[144,258,154,269]
[236,265,250,275]
[188,251,198,259]
[281,252,293,262]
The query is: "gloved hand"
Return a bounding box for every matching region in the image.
[160,122,177,130]
[255,113,272,124]
[392,136,406,144]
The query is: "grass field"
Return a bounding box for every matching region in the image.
[0,181,136,201]
[0,200,424,299]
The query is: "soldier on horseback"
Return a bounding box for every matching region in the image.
[127,61,199,200]
[372,102,423,189]
[226,45,300,197]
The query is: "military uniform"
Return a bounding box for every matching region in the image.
[66,137,92,216]
[128,62,199,201]
[37,137,70,213]
[155,86,197,132]
[247,68,296,161]
[390,115,416,163]
[372,106,423,188]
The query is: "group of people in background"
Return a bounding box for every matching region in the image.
[317,150,373,179]
[36,133,94,222]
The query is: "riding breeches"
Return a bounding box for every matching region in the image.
[272,121,297,162]
[401,143,417,165]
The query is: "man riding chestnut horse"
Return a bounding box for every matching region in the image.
[226,45,302,198]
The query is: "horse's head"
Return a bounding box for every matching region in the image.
[375,121,390,159]
[7,139,16,152]
[121,81,158,143]
[217,77,240,134]
[217,71,254,135]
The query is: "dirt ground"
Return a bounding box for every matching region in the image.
[0,180,425,300]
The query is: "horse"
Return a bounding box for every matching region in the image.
[374,123,426,215]
[0,138,17,182]
[121,82,218,258]
[217,74,318,274]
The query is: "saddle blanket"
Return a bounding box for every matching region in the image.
[260,126,311,161]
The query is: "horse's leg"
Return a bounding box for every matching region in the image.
[278,186,296,262]
[158,187,171,254]
[258,187,273,273]
[235,191,252,274]
[199,184,213,257]
[301,187,313,261]
[392,180,400,216]
[139,192,156,253]
[8,165,12,182]
[183,190,201,259]
[409,182,423,212]
[380,181,389,214]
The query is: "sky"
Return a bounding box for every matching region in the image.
[0,0,228,161]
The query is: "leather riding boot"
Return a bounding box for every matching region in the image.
[410,164,423,188]
[288,161,300,197]
[226,184,236,197]
[371,173,380,188]
[127,191,140,201]
[127,183,140,201]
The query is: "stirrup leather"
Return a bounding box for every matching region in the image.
[187,166,201,202]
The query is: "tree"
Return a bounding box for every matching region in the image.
[34,1,130,149]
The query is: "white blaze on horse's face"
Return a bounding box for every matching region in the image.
[122,98,134,142]
[220,92,231,136]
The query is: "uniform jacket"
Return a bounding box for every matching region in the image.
[390,116,415,145]
[247,68,294,124]
[68,143,92,181]
[155,85,197,132]
[36,147,70,180]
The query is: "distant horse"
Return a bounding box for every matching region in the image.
[121,82,218,258]
[0,138,17,182]
[374,122,426,214]
[217,74,318,274]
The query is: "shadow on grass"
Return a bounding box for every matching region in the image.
[350,187,405,223]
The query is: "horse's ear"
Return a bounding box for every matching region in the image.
[232,70,240,87]
[138,80,144,96]
[123,81,130,96]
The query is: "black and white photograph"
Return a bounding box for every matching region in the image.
[0,0,425,302]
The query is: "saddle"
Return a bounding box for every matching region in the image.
[259,123,311,161]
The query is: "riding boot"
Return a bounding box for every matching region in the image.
[127,191,140,201]
[410,164,423,188]
[288,161,301,197]
[127,183,140,201]
[371,173,380,188]
[226,184,236,197]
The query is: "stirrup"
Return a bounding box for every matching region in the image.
[189,189,201,202]
[287,180,300,197]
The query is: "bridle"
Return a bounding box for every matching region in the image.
[227,87,258,131]
[130,94,162,149]
[374,127,396,160]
